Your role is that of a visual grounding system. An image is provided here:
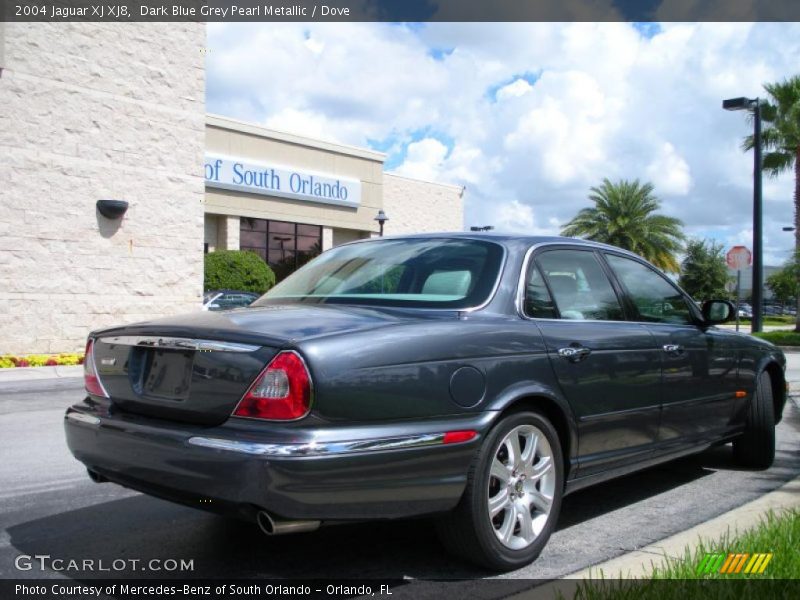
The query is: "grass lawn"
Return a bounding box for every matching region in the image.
[762,316,795,326]
[566,509,799,599]
[753,331,800,346]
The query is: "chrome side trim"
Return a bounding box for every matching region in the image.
[186,432,460,457]
[65,412,101,426]
[97,336,260,353]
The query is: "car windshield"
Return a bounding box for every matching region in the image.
[252,238,505,309]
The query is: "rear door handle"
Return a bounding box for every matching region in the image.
[557,346,592,362]
[663,344,685,356]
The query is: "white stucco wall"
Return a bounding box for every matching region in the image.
[381,173,464,236]
[0,23,206,354]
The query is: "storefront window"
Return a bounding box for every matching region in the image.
[240,218,322,281]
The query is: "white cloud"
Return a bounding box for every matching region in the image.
[494,200,535,233]
[393,138,449,181]
[646,142,692,196]
[207,21,800,265]
[496,78,534,100]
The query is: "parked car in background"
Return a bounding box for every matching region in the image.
[738,303,753,319]
[202,290,260,311]
[65,234,786,570]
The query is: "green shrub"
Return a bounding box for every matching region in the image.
[204,250,276,294]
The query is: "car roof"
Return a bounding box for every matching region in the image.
[205,289,260,295]
[346,232,643,259]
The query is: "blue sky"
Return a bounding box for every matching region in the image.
[207,22,799,265]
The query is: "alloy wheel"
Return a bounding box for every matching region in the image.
[487,424,555,550]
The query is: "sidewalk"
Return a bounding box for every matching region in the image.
[0,365,82,382]
[561,473,800,579]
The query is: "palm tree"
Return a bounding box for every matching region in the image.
[742,75,800,330]
[561,178,685,273]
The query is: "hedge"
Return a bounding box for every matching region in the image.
[204,250,276,294]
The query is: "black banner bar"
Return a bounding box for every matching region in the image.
[2,578,800,600]
[2,0,800,23]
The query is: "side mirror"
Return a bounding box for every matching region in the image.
[702,300,734,324]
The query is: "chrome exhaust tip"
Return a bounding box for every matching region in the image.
[256,511,320,536]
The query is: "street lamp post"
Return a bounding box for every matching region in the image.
[374,209,389,237]
[723,96,764,333]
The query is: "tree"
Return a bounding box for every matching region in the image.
[742,75,800,329]
[561,178,686,272]
[678,239,732,302]
[766,251,800,308]
[204,250,276,293]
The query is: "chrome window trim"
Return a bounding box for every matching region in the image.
[97,336,260,353]
[515,241,704,327]
[186,431,470,457]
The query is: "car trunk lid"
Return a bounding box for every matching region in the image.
[89,303,425,425]
[92,336,278,426]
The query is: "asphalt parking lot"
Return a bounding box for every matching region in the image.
[0,365,798,597]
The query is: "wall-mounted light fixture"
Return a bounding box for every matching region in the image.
[96,199,129,219]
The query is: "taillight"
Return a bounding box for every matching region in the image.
[233,351,312,420]
[84,338,108,398]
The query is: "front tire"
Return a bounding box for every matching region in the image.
[436,410,564,570]
[733,370,776,469]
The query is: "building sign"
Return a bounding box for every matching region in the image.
[204,154,361,208]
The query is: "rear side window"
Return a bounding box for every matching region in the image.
[604,254,693,324]
[534,250,624,321]
[523,262,557,318]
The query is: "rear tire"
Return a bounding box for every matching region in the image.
[733,371,775,469]
[436,410,564,570]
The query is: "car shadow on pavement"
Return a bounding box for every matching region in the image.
[6,407,799,583]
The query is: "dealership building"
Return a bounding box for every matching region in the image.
[0,23,464,354]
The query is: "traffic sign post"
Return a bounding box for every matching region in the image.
[727,246,752,333]
[726,245,752,270]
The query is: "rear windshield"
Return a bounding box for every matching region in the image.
[253,238,505,309]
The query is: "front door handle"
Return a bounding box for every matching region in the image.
[663,344,685,356]
[558,346,592,362]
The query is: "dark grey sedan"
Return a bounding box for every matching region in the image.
[65,234,786,570]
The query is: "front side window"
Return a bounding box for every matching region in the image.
[535,250,624,321]
[605,254,693,325]
[253,238,505,309]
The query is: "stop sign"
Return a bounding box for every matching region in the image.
[726,245,752,270]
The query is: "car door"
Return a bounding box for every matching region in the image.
[523,247,663,478]
[602,252,739,450]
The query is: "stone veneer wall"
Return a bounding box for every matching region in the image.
[0,23,206,354]
[382,173,464,236]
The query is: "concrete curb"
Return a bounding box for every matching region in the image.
[0,365,82,382]
[560,474,800,580]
